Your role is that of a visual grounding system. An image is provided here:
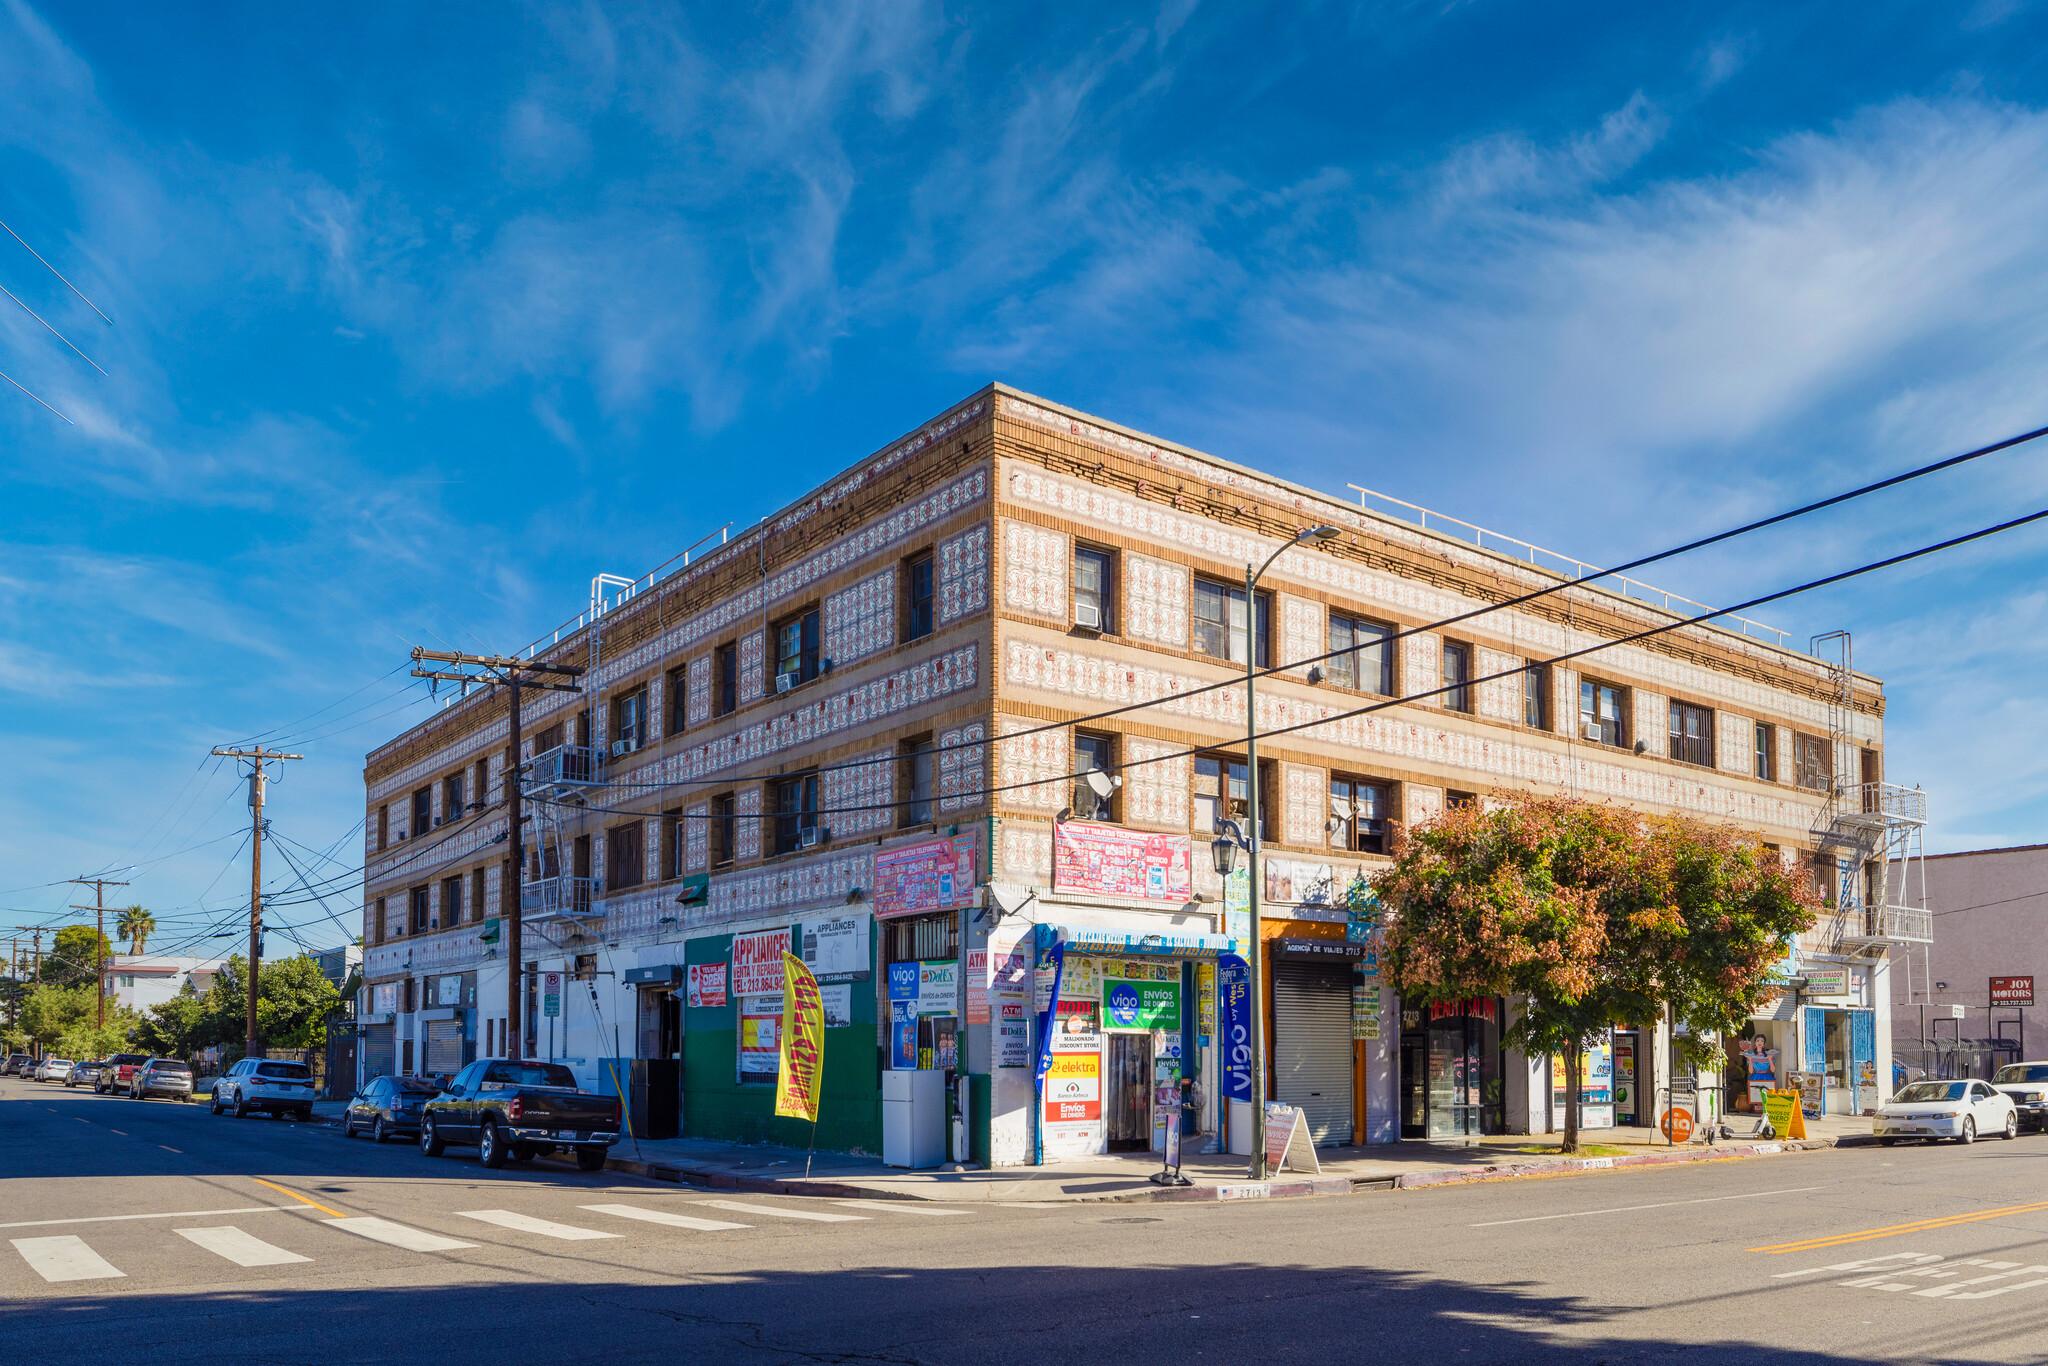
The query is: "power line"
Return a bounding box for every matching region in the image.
[0,216,113,323]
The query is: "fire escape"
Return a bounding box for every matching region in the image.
[1808,632,1931,956]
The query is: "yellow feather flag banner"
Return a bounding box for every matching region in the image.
[776,951,826,1122]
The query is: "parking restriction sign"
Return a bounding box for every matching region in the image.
[543,970,562,1018]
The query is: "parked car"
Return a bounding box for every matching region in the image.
[1874,1078,2018,1144]
[33,1058,73,1083]
[99,1053,151,1095]
[1990,1062,2048,1133]
[344,1074,442,1142]
[211,1057,316,1119]
[66,1060,107,1089]
[131,1058,193,1100]
[419,1059,621,1171]
[3,1054,32,1077]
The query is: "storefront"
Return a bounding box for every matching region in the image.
[1801,963,1876,1116]
[1399,997,1506,1138]
[1270,937,1364,1145]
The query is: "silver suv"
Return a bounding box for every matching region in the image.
[212,1058,316,1120]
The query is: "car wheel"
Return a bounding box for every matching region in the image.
[2004,1112,2019,1141]
[574,1147,607,1173]
[373,1117,390,1144]
[479,1120,509,1169]
[421,1116,446,1157]
[233,1091,249,1118]
[342,1113,356,1138]
[1878,1137,1898,1147]
[1957,1117,1977,1145]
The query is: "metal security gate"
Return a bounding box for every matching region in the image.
[361,1024,394,1081]
[424,1020,463,1076]
[1273,962,1353,1145]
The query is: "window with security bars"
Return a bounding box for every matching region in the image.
[1669,700,1714,767]
[1794,733,1831,791]
[885,911,959,964]
[1327,613,1392,694]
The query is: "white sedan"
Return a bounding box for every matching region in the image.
[1874,1078,2017,1145]
[32,1058,72,1083]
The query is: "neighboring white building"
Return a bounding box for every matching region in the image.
[108,955,227,1012]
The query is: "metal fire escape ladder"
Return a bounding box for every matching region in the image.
[1806,632,1931,956]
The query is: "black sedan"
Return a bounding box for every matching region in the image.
[343,1074,442,1142]
[65,1060,107,1089]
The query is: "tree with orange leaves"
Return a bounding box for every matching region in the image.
[1374,796,1818,1153]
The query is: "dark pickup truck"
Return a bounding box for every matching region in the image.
[419,1059,622,1172]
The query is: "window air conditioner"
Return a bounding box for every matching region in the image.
[1073,601,1102,630]
[611,738,636,757]
[798,825,828,849]
[776,671,800,694]
[1582,721,1604,742]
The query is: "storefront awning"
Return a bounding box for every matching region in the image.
[1038,924,1240,957]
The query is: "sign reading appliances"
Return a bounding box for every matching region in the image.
[732,929,791,997]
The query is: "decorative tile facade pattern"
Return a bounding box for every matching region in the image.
[739,631,766,704]
[646,673,664,744]
[1475,647,1523,724]
[1121,736,1190,829]
[1002,519,1067,621]
[1000,637,1824,831]
[1407,784,1446,827]
[704,847,876,925]
[938,722,987,813]
[1719,712,1753,776]
[1125,553,1190,649]
[1404,632,1440,707]
[997,818,1054,886]
[685,801,710,872]
[1282,763,1325,846]
[643,645,981,785]
[1634,690,1667,758]
[1280,595,1321,678]
[937,523,990,625]
[821,747,895,837]
[735,787,762,861]
[1002,465,1869,741]
[687,653,712,728]
[997,716,1068,812]
[825,569,896,669]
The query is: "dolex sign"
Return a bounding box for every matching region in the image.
[1991,975,2035,1007]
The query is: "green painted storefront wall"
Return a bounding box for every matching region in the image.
[681,930,882,1154]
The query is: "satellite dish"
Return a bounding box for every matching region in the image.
[1084,769,1119,801]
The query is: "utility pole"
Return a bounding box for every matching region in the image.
[408,647,584,1060]
[31,927,41,984]
[211,747,303,1057]
[67,879,129,1027]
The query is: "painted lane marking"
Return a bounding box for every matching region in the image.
[1473,1186,1823,1228]
[695,1200,868,1223]
[579,1204,748,1232]
[250,1178,345,1218]
[1751,1198,2048,1253]
[0,1207,287,1232]
[456,1210,617,1241]
[1773,1251,1941,1279]
[832,1200,973,1216]
[174,1226,311,1267]
[13,1236,124,1283]
[159,1146,181,1154]
[108,1130,126,1136]
[323,1217,477,1253]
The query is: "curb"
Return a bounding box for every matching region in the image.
[1386,1137,1840,1191]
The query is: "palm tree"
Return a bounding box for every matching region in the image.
[116,906,156,956]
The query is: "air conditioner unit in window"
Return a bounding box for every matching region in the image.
[611,738,637,757]
[1582,721,1605,742]
[1073,601,1102,630]
[798,825,829,849]
[776,671,800,694]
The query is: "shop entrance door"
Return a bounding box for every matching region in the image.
[1273,962,1354,1144]
[1106,1033,1153,1151]
[1400,1030,1427,1138]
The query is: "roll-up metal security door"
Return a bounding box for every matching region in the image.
[424,1020,463,1075]
[1273,962,1353,1145]
[361,1024,395,1080]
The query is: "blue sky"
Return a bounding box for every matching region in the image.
[5,1,2048,955]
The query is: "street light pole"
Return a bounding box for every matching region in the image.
[1242,525,1341,1181]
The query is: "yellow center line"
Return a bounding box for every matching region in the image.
[250,1177,347,1219]
[1751,1198,2048,1253]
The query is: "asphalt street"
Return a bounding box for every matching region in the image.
[5,1074,2048,1364]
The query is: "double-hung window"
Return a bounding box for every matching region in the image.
[772,773,819,854]
[774,610,821,689]
[1754,722,1775,781]
[1523,664,1548,729]
[1328,777,1392,855]
[902,736,936,826]
[1442,642,1473,713]
[1579,681,1626,747]
[1328,613,1392,694]
[716,644,738,716]
[613,686,647,753]
[710,793,736,866]
[1794,733,1831,791]
[904,553,935,642]
[607,820,644,890]
[1192,579,1270,666]
[1669,701,1714,767]
[1073,733,1117,822]
[1192,754,1248,836]
[1073,547,1113,632]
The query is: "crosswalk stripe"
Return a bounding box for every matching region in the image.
[832,1200,972,1217]
[174,1226,311,1267]
[579,1203,748,1232]
[696,1200,868,1223]
[13,1235,124,1282]
[323,1217,477,1252]
[456,1210,617,1241]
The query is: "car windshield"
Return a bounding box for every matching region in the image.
[1894,1081,1968,1103]
[481,1062,578,1088]
[256,1062,312,1079]
[394,1077,440,1095]
[1993,1065,2048,1084]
